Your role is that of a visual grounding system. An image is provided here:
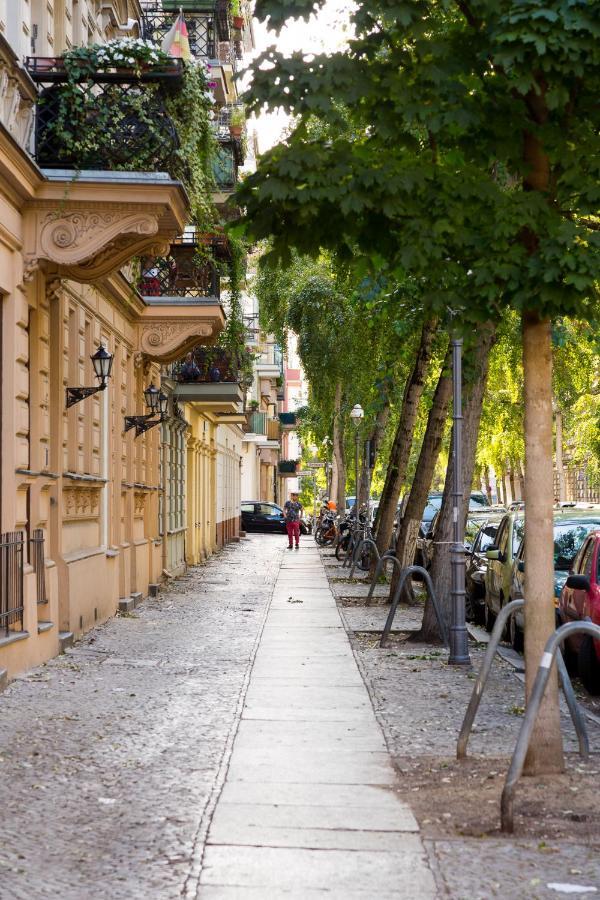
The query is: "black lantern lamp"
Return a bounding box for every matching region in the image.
[124,383,169,437]
[66,344,114,408]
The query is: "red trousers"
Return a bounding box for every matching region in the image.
[286,521,300,546]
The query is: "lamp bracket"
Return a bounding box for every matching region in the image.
[66,384,105,408]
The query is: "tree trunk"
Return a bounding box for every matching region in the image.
[522,312,564,774]
[358,402,391,508]
[331,381,346,513]
[392,343,452,600]
[374,319,438,558]
[416,323,497,642]
[484,466,493,504]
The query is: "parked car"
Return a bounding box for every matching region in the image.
[484,510,525,632]
[241,501,311,535]
[417,499,498,571]
[558,529,600,694]
[465,513,506,624]
[509,512,600,653]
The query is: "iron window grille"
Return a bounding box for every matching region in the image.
[138,235,222,299]
[0,532,25,636]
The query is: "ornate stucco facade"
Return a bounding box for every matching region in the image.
[0,1,255,680]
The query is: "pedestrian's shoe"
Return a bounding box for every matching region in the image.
[288,545,293,550]
[295,545,300,550]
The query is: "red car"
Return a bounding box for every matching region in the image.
[558,530,600,694]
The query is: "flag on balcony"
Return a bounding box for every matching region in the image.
[161,13,192,61]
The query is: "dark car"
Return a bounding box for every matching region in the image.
[241,501,311,535]
[465,514,506,624]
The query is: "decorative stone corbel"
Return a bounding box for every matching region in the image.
[137,318,222,364]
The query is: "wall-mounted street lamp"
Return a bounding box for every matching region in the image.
[66,344,114,408]
[124,383,168,438]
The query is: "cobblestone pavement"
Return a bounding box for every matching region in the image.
[0,535,282,900]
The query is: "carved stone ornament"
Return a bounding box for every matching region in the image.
[24,202,177,283]
[138,318,220,363]
[63,485,102,520]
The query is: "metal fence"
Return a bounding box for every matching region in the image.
[0,531,24,636]
[30,529,48,606]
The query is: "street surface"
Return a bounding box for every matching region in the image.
[0,535,435,899]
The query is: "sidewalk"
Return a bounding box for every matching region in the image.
[199,543,436,898]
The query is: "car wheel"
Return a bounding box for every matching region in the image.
[578,635,600,696]
[508,611,524,653]
[484,602,496,634]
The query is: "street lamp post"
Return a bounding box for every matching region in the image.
[448,336,471,666]
[350,404,364,512]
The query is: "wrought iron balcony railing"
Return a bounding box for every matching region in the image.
[168,347,240,384]
[139,230,229,299]
[279,412,297,427]
[26,57,182,172]
[213,142,239,191]
[142,4,216,60]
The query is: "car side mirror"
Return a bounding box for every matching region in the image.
[565,574,591,591]
[426,530,434,540]
[486,548,500,560]
[517,560,525,573]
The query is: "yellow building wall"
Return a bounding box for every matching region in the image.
[184,404,217,565]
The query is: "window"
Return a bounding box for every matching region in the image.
[512,518,525,555]
[579,540,595,577]
[258,503,278,516]
[553,522,599,571]
[241,502,255,513]
[475,522,499,554]
[496,520,509,555]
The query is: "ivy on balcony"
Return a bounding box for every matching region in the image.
[28,40,217,231]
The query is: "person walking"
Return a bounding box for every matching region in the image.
[284,491,303,550]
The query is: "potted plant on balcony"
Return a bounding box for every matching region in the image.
[230,0,245,31]
[228,105,245,139]
[249,399,260,411]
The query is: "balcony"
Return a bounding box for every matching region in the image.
[246,411,267,435]
[22,57,189,283]
[212,143,239,198]
[278,460,299,476]
[267,418,281,441]
[168,348,244,412]
[27,57,183,173]
[139,230,230,300]
[279,412,297,428]
[142,4,216,60]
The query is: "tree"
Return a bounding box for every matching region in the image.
[239,0,600,774]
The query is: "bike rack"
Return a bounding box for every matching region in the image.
[380,564,450,649]
[364,552,401,605]
[501,620,600,833]
[349,538,388,579]
[457,599,588,764]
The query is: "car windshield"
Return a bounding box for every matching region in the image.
[554,522,600,570]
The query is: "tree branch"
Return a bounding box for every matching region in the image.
[454,0,480,29]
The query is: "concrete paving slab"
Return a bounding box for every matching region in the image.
[232,719,387,751]
[266,609,342,626]
[244,683,372,709]
[207,823,419,851]
[199,887,406,899]
[218,781,406,809]
[209,800,417,833]
[242,705,376,723]
[226,750,395,785]
[200,844,436,894]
